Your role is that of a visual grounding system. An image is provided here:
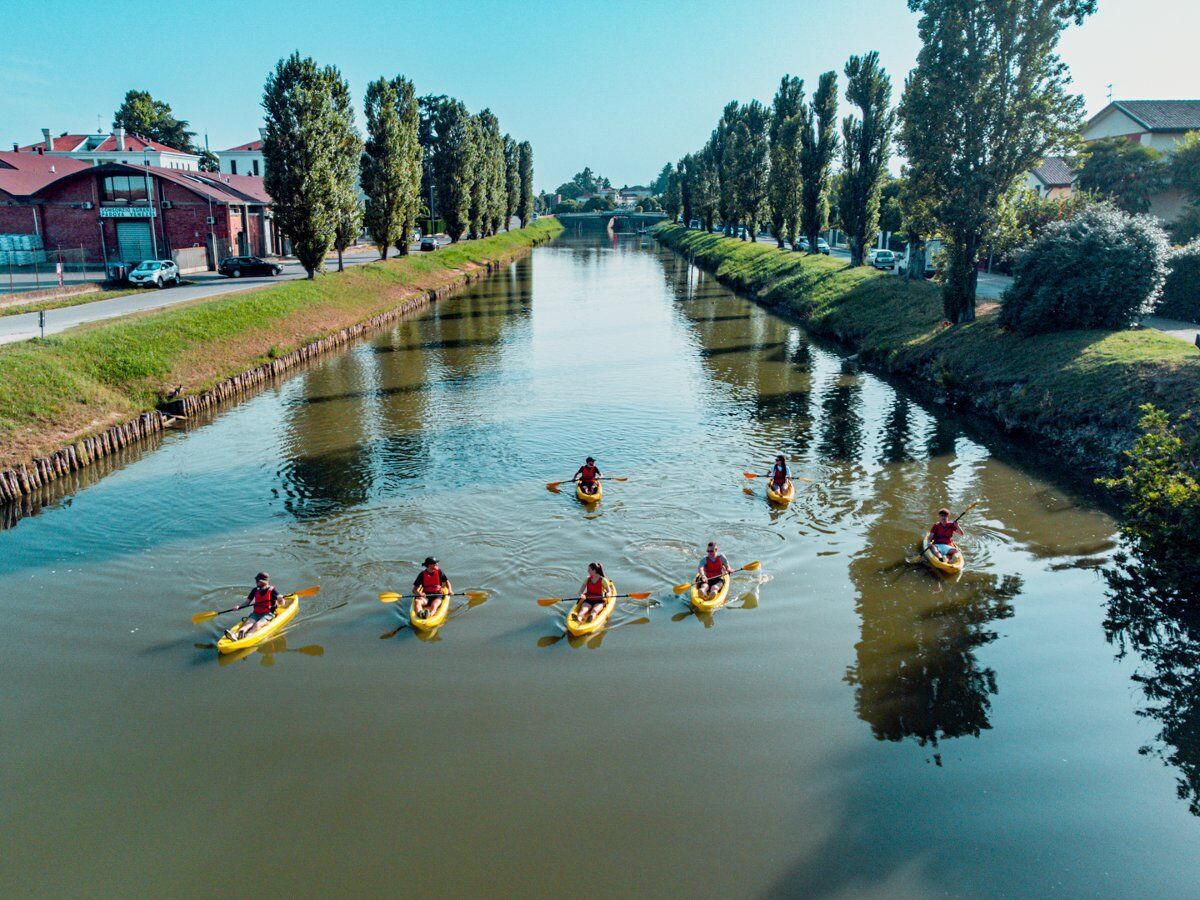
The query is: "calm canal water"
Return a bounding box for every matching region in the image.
[3,232,1199,896]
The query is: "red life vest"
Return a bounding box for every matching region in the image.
[930,521,958,544]
[421,567,444,594]
[580,464,598,482]
[251,585,276,615]
[703,555,726,578]
[585,576,608,599]
[772,463,788,485]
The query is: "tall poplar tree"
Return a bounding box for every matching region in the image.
[768,75,805,248]
[392,78,423,255]
[516,141,534,227]
[503,135,520,230]
[714,102,740,234]
[800,71,839,256]
[362,77,407,259]
[432,100,475,242]
[329,70,363,272]
[677,155,694,226]
[838,52,896,266]
[263,53,346,278]
[733,101,771,240]
[477,110,506,236]
[663,168,683,223]
[466,113,487,238]
[693,143,721,231]
[900,0,1095,322]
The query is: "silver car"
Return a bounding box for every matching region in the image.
[128,259,180,288]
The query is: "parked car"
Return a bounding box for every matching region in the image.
[218,256,283,278]
[420,236,438,252]
[794,237,810,252]
[868,249,897,270]
[816,238,830,255]
[128,259,180,288]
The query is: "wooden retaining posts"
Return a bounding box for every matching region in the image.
[0,240,548,510]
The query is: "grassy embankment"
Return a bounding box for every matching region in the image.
[0,288,142,318]
[0,219,562,468]
[657,223,1200,478]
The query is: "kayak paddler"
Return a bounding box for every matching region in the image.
[770,455,792,497]
[576,562,615,623]
[695,542,732,600]
[413,557,452,620]
[224,572,281,642]
[927,508,964,563]
[573,457,602,498]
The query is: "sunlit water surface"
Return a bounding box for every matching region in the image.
[3,232,1198,896]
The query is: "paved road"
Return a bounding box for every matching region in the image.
[0,247,391,344]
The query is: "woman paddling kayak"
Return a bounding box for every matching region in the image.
[573,457,602,499]
[223,572,281,643]
[413,557,453,621]
[575,562,616,624]
[694,542,732,602]
[770,455,793,498]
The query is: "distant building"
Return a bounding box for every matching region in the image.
[1082,99,1200,225]
[618,186,653,207]
[218,131,267,177]
[1022,156,1075,199]
[17,128,200,170]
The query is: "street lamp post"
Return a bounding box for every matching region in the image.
[143,148,159,258]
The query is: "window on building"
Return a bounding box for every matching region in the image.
[252,159,260,176]
[101,175,149,203]
[230,160,238,175]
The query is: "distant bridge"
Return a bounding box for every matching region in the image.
[555,211,670,235]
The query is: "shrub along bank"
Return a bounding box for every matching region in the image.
[655,223,1200,482]
[0,219,561,470]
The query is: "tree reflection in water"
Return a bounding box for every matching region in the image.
[1104,558,1200,816]
[845,573,1022,750]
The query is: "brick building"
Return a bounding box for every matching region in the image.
[0,150,281,269]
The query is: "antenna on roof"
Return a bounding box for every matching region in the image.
[1107,83,1114,101]
[97,114,103,133]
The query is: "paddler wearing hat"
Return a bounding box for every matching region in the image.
[412,557,453,620]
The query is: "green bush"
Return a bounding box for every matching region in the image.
[1100,404,1200,590]
[1000,205,1170,334]
[1156,240,1200,322]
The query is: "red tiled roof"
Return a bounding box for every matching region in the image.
[17,133,193,155]
[190,171,270,204]
[223,140,263,152]
[0,151,92,198]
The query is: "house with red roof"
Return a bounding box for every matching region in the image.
[0,152,282,269]
[218,131,266,177]
[17,127,200,171]
[1021,156,1075,199]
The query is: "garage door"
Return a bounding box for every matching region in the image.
[116,220,154,264]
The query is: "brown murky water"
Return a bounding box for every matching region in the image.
[2,232,1198,896]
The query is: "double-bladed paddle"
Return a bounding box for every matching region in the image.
[191,585,320,624]
[546,475,628,492]
[378,590,488,603]
[537,591,651,607]
[672,561,761,595]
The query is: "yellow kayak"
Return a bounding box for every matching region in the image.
[410,587,452,631]
[216,594,299,654]
[766,480,795,503]
[576,480,602,503]
[921,536,965,576]
[567,581,616,636]
[689,577,731,612]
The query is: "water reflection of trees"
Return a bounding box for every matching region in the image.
[845,570,1021,746]
[816,376,864,462]
[1105,560,1200,816]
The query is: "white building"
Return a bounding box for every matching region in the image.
[218,131,266,177]
[17,128,199,170]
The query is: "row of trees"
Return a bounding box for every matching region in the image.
[262,53,535,278]
[666,53,893,268]
[663,1,1100,324]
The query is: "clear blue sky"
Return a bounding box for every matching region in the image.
[3,0,1197,192]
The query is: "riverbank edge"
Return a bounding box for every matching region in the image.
[0,219,562,504]
[654,224,1200,486]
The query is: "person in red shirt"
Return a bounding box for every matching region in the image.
[225,572,281,642]
[576,562,615,623]
[927,509,964,562]
[413,557,453,620]
[695,542,732,600]
[573,457,602,497]
[770,455,792,496]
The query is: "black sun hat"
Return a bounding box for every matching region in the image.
[423,557,438,567]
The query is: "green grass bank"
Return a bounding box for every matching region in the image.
[0,219,561,471]
[656,223,1200,480]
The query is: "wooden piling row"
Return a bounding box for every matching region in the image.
[0,239,545,509]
